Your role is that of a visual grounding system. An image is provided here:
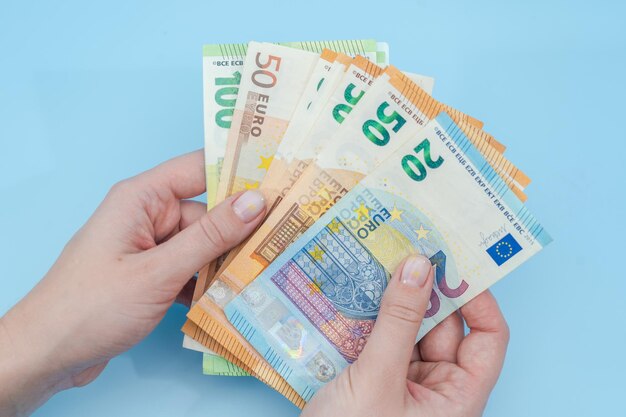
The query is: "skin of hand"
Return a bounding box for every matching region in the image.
[301,255,510,417]
[0,151,267,416]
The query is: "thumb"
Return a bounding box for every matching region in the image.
[143,190,266,288]
[356,255,434,382]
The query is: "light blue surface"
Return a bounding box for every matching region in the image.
[0,0,624,416]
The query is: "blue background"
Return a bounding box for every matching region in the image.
[1,0,624,415]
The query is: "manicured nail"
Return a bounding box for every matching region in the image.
[400,256,432,288]
[232,190,266,223]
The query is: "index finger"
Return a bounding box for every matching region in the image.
[135,149,206,199]
[457,290,510,390]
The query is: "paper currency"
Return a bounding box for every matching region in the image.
[192,40,388,367]
[215,58,438,279]
[195,43,320,332]
[203,353,249,377]
[186,70,527,386]
[212,54,383,278]
[193,44,248,360]
[262,50,355,201]
[214,42,319,201]
[202,43,247,210]
[201,40,385,211]
[254,60,434,224]
[185,40,545,409]
[192,40,392,399]
[206,50,355,280]
[224,112,551,401]
[279,56,387,193]
[195,40,389,305]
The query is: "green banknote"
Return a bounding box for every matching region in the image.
[202,353,249,377]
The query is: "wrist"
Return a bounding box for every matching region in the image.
[0,301,73,416]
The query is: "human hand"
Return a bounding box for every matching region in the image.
[301,255,509,417]
[0,150,266,416]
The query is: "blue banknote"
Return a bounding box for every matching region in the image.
[225,112,551,401]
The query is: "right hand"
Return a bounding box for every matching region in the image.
[301,254,510,417]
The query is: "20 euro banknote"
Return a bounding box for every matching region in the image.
[186,70,527,388]
[224,112,551,401]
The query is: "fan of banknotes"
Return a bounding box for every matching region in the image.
[181,40,551,408]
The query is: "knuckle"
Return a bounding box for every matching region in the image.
[381,301,423,326]
[500,320,511,345]
[198,214,231,251]
[342,364,359,398]
[108,179,134,197]
[336,364,376,409]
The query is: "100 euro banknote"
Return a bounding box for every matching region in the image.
[224,112,551,400]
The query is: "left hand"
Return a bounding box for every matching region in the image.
[0,150,266,416]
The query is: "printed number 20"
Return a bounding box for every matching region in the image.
[402,139,444,181]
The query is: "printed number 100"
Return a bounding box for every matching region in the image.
[214,71,241,129]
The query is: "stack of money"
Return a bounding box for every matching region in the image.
[182,40,551,407]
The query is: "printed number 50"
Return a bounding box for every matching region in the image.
[402,139,444,181]
[252,53,282,88]
[362,102,406,146]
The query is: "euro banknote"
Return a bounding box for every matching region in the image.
[202,353,249,377]
[195,42,320,337]
[214,57,437,279]
[195,40,390,306]
[191,40,389,366]
[214,42,318,201]
[280,57,436,192]
[211,53,378,279]
[224,112,551,401]
[201,40,386,210]
[209,50,355,276]
[214,41,390,203]
[269,50,354,174]
[185,70,528,385]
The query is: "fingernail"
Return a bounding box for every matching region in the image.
[400,256,432,288]
[232,190,265,223]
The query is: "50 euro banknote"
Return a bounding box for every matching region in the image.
[255,55,436,226]
[224,112,551,400]
[185,70,528,389]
